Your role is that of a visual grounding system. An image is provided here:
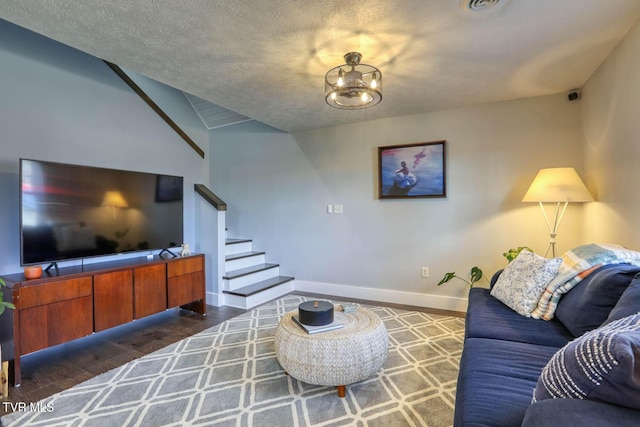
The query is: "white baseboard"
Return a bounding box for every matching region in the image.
[293,280,468,313]
[207,291,224,307]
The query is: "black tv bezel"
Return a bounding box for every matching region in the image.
[19,158,184,267]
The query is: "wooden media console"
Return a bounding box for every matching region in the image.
[0,253,205,386]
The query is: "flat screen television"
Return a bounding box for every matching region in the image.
[20,158,184,267]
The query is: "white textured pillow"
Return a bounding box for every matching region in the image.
[490,251,562,317]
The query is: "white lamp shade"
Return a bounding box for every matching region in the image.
[522,167,593,203]
[101,191,129,208]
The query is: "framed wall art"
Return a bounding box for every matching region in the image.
[155,175,184,202]
[378,140,446,199]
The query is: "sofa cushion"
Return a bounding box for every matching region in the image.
[533,313,640,411]
[604,273,640,325]
[454,337,559,427]
[531,243,640,320]
[489,269,504,289]
[466,288,573,347]
[554,264,640,337]
[523,398,640,427]
[490,251,562,317]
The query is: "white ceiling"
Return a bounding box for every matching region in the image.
[183,92,252,130]
[1,0,639,133]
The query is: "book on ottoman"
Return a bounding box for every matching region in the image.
[292,315,344,334]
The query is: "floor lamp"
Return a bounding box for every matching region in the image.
[522,168,593,258]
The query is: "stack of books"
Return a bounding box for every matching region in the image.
[292,315,344,334]
[341,304,357,313]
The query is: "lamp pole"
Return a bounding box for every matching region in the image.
[538,201,569,258]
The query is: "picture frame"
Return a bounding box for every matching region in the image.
[155,175,184,202]
[378,141,446,199]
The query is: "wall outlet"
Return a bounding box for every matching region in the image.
[334,204,343,214]
[421,267,429,278]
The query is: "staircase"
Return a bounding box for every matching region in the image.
[222,238,295,309]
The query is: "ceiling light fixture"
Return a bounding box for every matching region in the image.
[325,52,382,109]
[461,0,507,12]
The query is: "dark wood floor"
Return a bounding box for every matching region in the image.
[0,292,463,418]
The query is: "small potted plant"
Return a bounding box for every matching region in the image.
[0,277,16,315]
[0,277,15,396]
[437,246,532,288]
[502,246,533,262]
[437,266,486,288]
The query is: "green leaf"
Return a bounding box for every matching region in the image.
[470,267,483,285]
[437,272,457,286]
[0,301,15,316]
[0,284,15,315]
[503,246,533,263]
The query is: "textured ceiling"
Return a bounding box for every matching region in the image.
[1,1,639,133]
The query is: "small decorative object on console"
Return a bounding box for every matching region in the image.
[23,266,42,280]
[298,300,334,326]
[180,243,191,257]
[341,303,357,313]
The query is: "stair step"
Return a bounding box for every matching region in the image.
[226,251,265,261]
[223,276,295,297]
[226,238,252,245]
[225,238,253,256]
[223,263,279,280]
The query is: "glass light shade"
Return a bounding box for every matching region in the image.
[325,52,382,109]
[522,168,593,203]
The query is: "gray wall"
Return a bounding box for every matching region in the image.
[209,18,640,310]
[0,19,215,359]
[582,18,640,246]
[0,19,208,275]
[210,94,587,309]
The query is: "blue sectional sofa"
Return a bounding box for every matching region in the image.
[454,264,640,426]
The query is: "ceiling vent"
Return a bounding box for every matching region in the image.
[461,0,506,12]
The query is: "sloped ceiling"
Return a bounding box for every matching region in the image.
[1,0,639,132]
[183,93,252,130]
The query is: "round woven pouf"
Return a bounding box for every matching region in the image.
[274,306,388,397]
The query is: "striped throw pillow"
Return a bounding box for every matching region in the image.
[533,312,640,410]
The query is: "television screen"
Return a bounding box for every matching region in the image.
[20,159,184,265]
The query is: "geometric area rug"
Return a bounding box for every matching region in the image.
[1,294,465,427]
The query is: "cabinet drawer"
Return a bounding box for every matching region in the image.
[167,256,203,277]
[47,296,93,347]
[19,306,47,354]
[168,271,204,307]
[18,277,92,309]
[94,270,134,332]
[19,295,93,355]
[134,264,167,319]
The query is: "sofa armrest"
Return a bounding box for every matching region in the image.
[522,399,640,427]
[489,269,503,289]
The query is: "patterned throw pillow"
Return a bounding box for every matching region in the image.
[490,251,562,317]
[533,313,640,410]
[603,273,640,325]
